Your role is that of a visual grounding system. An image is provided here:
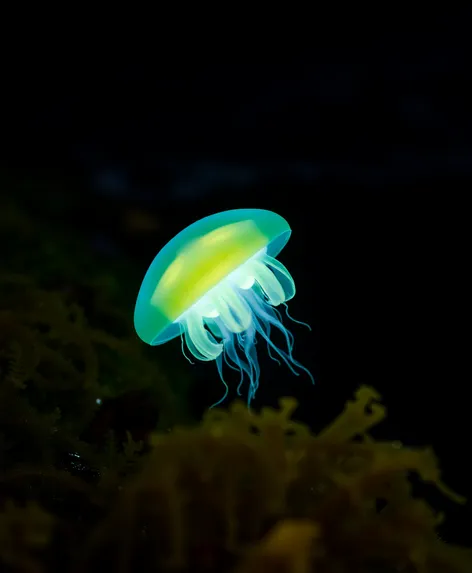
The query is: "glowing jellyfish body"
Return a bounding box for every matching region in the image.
[134,209,314,406]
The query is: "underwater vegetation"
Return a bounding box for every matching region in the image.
[1,373,471,572]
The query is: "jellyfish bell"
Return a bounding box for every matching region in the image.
[134,208,314,406]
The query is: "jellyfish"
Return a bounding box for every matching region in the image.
[134,208,314,407]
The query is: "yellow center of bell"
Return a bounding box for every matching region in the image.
[151,220,268,321]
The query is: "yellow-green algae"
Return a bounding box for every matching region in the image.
[75,386,470,573]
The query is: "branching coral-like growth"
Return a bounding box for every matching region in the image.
[77,387,470,573]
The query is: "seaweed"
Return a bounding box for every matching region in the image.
[73,388,470,573]
[0,273,177,472]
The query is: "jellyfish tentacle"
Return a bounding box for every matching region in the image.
[245,290,295,355]
[253,311,314,383]
[223,342,243,372]
[179,323,195,364]
[206,318,223,339]
[262,254,296,301]
[183,330,208,361]
[210,287,252,333]
[252,310,299,376]
[244,288,315,385]
[216,319,245,376]
[210,353,229,408]
[240,323,260,402]
[224,288,253,330]
[183,311,223,361]
[263,320,282,365]
[249,259,286,305]
[216,319,254,397]
[246,298,283,365]
[227,337,246,396]
[213,296,243,333]
[269,303,295,351]
[236,328,259,395]
[282,302,312,331]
